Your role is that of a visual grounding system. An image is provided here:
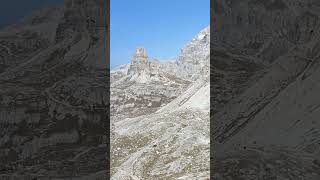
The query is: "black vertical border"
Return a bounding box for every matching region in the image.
[105,0,111,178]
[210,0,214,178]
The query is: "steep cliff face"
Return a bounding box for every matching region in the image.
[175,26,210,80]
[0,0,108,178]
[212,0,320,179]
[162,26,210,81]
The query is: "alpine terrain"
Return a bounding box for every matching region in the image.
[0,0,109,179]
[212,0,320,179]
[111,27,210,179]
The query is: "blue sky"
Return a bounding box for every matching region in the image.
[111,0,210,68]
[0,0,64,28]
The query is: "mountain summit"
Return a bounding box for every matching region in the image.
[128,47,149,75]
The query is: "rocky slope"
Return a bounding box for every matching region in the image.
[212,0,320,179]
[0,0,108,179]
[111,27,210,179]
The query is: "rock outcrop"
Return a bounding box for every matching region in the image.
[127,48,149,75]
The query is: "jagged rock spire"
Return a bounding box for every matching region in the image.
[128,47,149,75]
[134,47,148,58]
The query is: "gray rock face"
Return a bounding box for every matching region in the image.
[212,0,320,178]
[176,26,210,80]
[162,26,210,81]
[0,0,108,179]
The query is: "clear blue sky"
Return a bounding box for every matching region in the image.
[0,0,64,28]
[111,0,210,68]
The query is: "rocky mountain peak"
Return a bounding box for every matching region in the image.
[128,47,149,75]
[134,47,148,58]
[127,47,162,79]
[112,26,210,83]
[131,47,148,67]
